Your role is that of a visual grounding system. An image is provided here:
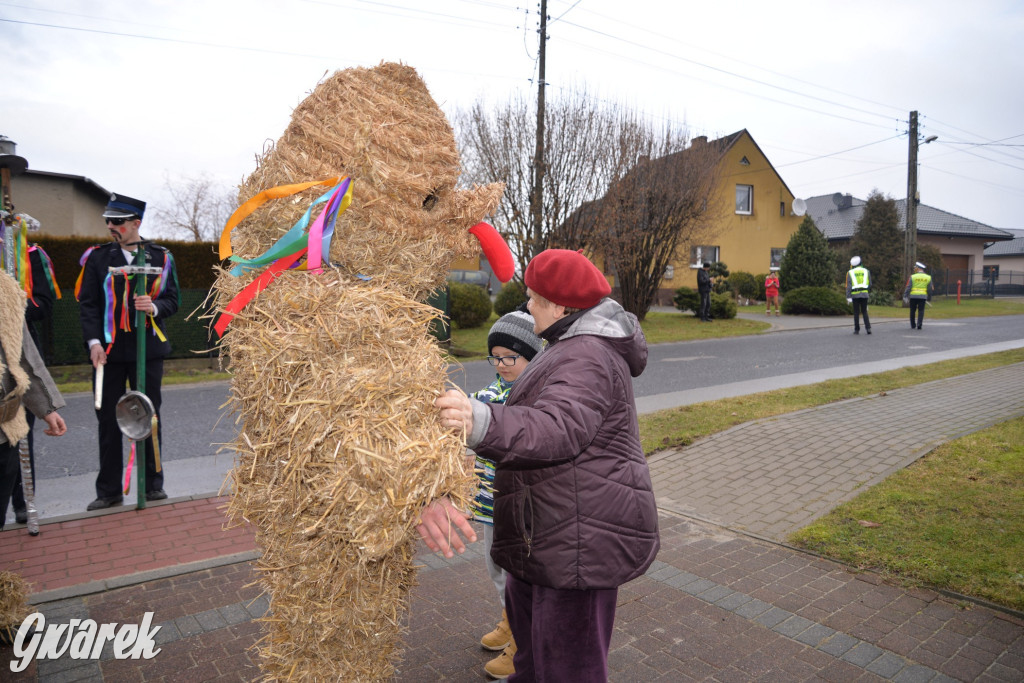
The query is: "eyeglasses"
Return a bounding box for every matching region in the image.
[105,217,135,226]
[487,354,522,367]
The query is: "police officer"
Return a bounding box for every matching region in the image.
[903,261,933,330]
[78,193,179,511]
[846,256,871,335]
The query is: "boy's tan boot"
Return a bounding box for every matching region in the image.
[480,610,511,651]
[484,639,517,679]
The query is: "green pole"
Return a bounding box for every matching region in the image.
[134,246,147,509]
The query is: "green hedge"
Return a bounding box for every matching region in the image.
[32,234,222,291]
[781,286,852,316]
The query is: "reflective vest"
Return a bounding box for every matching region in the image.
[848,266,870,294]
[909,272,932,297]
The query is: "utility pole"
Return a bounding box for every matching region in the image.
[904,110,919,290]
[529,0,548,261]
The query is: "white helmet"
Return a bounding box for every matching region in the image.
[850,256,861,267]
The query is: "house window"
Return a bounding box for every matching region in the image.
[690,246,720,267]
[983,265,999,280]
[770,248,786,270]
[780,201,785,217]
[736,185,753,215]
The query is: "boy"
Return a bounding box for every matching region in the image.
[469,305,543,679]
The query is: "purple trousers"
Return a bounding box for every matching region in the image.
[505,573,618,682]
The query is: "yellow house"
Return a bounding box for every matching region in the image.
[664,129,802,298]
[453,129,803,303]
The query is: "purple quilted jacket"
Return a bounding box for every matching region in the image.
[467,299,660,590]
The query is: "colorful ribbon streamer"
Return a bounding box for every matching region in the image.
[124,441,135,495]
[214,176,353,336]
[218,177,342,260]
[214,248,307,337]
[74,246,101,301]
[28,245,61,300]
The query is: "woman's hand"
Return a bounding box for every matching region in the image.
[435,389,474,434]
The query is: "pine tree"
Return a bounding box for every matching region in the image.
[778,216,836,293]
[849,191,903,293]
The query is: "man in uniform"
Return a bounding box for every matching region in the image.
[903,261,933,330]
[78,193,179,511]
[846,256,871,335]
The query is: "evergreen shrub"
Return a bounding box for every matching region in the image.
[710,292,737,319]
[672,287,699,315]
[494,280,527,316]
[781,287,852,316]
[449,281,492,328]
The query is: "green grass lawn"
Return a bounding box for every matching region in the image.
[789,416,1024,611]
[868,295,1024,319]
[637,348,1024,612]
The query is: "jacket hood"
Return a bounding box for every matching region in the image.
[559,299,647,378]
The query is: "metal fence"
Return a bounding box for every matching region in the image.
[933,269,1024,298]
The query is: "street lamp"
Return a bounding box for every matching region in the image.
[904,111,938,287]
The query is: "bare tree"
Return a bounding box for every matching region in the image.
[150,173,238,242]
[455,86,627,277]
[589,128,723,320]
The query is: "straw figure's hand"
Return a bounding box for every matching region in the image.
[415,496,476,558]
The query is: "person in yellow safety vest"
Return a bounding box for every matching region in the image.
[846,256,871,335]
[903,261,933,330]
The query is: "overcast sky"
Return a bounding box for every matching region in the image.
[3,0,1023,237]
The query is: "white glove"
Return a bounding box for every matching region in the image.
[846,298,852,304]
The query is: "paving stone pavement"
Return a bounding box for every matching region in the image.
[5,515,1022,682]
[649,362,1024,540]
[2,364,1023,681]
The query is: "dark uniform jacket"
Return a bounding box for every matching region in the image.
[78,242,179,362]
[467,299,660,590]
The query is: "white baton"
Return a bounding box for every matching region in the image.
[94,364,104,410]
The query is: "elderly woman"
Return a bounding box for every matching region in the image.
[421,249,659,682]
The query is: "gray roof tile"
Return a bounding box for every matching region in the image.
[804,194,1014,242]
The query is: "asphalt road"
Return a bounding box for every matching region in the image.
[12,312,1024,522]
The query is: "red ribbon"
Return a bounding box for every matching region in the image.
[213,248,307,337]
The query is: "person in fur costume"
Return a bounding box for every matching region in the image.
[0,270,66,528]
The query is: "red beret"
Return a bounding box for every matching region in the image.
[524,249,611,309]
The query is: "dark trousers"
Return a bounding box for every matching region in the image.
[852,298,870,332]
[505,573,618,682]
[699,290,712,320]
[11,412,35,513]
[94,359,164,499]
[909,299,926,328]
[0,441,19,528]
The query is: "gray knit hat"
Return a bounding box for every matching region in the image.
[487,309,543,361]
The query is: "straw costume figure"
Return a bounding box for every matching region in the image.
[213,62,508,680]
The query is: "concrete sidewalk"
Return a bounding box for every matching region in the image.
[3,363,1024,680]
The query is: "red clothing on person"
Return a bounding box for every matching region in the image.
[765,274,780,296]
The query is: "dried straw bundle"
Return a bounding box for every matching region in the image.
[215,62,503,681]
[230,61,502,302]
[0,570,31,640]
